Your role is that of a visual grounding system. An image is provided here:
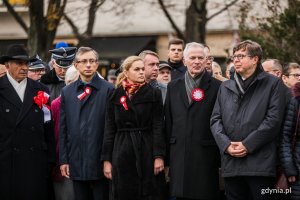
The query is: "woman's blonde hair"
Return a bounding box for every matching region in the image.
[116,56,143,87]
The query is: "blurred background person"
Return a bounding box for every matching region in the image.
[0,63,7,77]
[102,55,166,200]
[41,47,77,102]
[212,61,228,82]
[225,58,234,80]
[167,38,186,80]
[27,55,46,81]
[51,66,78,200]
[262,58,283,78]
[107,69,117,86]
[157,61,172,86]
[282,62,300,89]
[204,44,213,74]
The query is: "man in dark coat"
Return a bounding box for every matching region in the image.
[59,47,114,200]
[165,42,221,200]
[210,40,286,200]
[41,47,77,101]
[167,38,186,81]
[0,44,55,200]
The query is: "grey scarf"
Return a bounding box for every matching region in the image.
[185,71,204,104]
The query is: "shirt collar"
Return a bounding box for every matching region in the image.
[7,72,27,87]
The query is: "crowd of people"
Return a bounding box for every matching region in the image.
[0,38,300,200]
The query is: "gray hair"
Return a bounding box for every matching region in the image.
[65,65,79,85]
[183,42,206,58]
[74,47,99,62]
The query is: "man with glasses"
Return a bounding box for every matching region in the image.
[204,45,214,74]
[282,62,300,88]
[41,47,77,101]
[28,55,46,81]
[59,47,113,200]
[0,44,55,200]
[211,40,286,200]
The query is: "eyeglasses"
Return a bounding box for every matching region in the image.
[206,56,214,61]
[288,74,300,78]
[29,69,45,73]
[76,59,98,65]
[232,54,252,60]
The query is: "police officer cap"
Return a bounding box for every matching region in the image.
[29,54,46,70]
[49,47,77,68]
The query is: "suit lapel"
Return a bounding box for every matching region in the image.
[16,79,39,125]
[178,78,189,108]
[0,75,22,109]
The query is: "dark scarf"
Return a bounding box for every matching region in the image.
[292,82,300,98]
[184,71,204,104]
[234,64,263,94]
[122,78,145,99]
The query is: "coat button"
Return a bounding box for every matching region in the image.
[5,109,9,112]
[31,127,35,131]
[29,147,35,151]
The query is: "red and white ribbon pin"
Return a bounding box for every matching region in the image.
[78,87,92,101]
[120,96,128,110]
[191,88,205,102]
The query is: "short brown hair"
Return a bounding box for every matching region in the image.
[233,40,263,62]
[283,62,300,76]
[168,38,184,49]
[74,47,99,62]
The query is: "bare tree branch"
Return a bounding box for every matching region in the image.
[157,0,185,40]
[86,0,106,36]
[207,0,239,21]
[63,13,84,41]
[2,0,28,34]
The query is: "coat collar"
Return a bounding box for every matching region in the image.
[177,70,212,108]
[0,75,43,124]
[112,84,153,104]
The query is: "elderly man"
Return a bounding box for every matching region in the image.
[0,44,55,200]
[211,40,286,200]
[165,42,221,200]
[59,47,113,200]
[262,59,283,78]
[41,47,77,101]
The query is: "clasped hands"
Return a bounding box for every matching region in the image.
[226,141,248,157]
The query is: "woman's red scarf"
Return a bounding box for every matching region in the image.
[122,79,145,99]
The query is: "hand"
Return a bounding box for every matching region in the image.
[226,142,248,157]
[154,158,164,175]
[288,176,296,183]
[60,164,70,178]
[103,161,113,180]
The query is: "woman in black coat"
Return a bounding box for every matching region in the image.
[280,82,300,199]
[101,56,166,200]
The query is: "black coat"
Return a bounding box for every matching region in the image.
[59,75,114,180]
[168,60,186,81]
[101,84,166,200]
[211,69,286,177]
[280,96,300,199]
[164,71,221,199]
[40,69,65,102]
[0,75,55,200]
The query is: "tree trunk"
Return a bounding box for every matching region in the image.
[185,0,207,43]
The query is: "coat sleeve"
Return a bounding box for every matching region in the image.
[242,79,286,153]
[43,86,56,169]
[164,83,173,165]
[280,98,299,177]
[210,85,231,153]
[152,89,166,158]
[59,89,68,165]
[101,90,117,162]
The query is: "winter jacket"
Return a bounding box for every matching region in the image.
[211,65,286,177]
